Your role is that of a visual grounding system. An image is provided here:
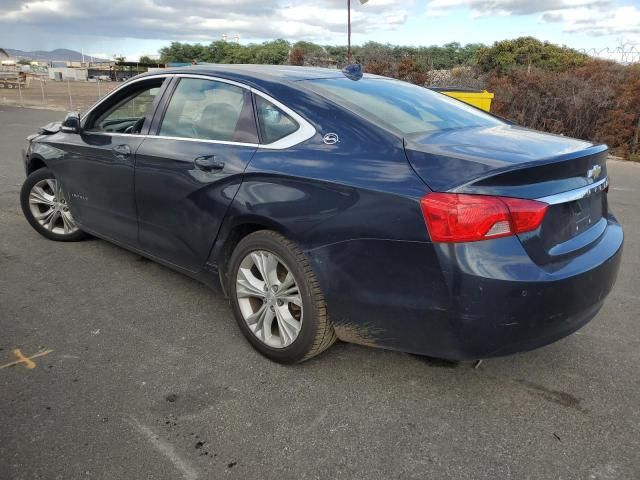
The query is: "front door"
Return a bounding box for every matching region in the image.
[53,76,169,245]
[134,76,259,271]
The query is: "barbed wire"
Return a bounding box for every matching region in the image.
[578,46,640,64]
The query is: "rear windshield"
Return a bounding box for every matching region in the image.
[303,77,503,135]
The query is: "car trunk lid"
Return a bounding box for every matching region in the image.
[404,125,610,264]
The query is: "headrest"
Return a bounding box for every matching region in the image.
[196,103,239,141]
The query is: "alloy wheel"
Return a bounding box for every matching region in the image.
[235,250,303,348]
[28,178,79,236]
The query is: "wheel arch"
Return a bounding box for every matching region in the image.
[26,155,48,175]
[211,215,294,296]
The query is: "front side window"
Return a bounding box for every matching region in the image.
[88,80,163,134]
[303,77,503,135]
[255,96,299,144]
[159,78,257,143]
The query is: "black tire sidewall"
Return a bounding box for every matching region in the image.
[227,232,320,364]
[20,168,86,242]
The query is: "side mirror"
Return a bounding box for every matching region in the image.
[61,111,82,134]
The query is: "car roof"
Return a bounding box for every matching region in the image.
[130,64,395,137]
[139,64,345,84]
[135,64,386,90]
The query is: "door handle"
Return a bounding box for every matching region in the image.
[112,144,131,158]
[194,155,225,172]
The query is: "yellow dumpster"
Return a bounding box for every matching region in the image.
[428,88,494,112]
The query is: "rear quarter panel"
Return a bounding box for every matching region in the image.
[210,96,437,345]
[212,94,430,252]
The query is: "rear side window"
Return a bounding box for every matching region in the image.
[255,96,299,144]
[159,78,257,143]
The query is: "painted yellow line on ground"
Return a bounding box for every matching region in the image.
[0,348,53,369]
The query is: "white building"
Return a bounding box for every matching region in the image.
[48,67,89,81]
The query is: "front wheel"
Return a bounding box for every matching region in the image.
[20,167,87,242]
[227,230,336,364]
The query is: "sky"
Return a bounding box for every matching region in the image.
[0,0,639,61]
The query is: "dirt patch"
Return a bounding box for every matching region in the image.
[165,393,178,403]
[517,379,586,413]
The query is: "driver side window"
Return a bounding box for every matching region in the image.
[87,80,163,134]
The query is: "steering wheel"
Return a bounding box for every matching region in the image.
[124,117,145,134]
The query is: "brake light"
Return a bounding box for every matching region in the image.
[420,193,548,243]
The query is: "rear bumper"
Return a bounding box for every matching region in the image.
[441,232,622,359]
[307,217,623,360]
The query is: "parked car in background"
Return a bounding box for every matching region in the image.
[19,65,622,363]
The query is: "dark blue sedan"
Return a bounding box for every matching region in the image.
[20,65,623,363]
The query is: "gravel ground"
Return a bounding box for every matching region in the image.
[1,106,639,480]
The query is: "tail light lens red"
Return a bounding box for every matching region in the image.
[420,193,548,243]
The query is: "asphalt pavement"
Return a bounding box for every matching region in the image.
[1,105,639,480]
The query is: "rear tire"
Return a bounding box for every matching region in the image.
[20,167,88,242]
[227,230,336,364]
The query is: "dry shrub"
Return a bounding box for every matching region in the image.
[364,56,430,85]
[426,66,487,89]
[289,47,305,66]
[397,58,429,85]
[488,61,640,157]
[363,60,393,77]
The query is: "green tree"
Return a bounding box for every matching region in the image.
[159,42,206,63]
[200,41,228,63]
[138,55,157,64]
[292,41,324,56]
[157,39,487,70]
[475,37,589,73]
[287,41,320,65]
[220,42,255,63]
[254,39,290,65]
[324,45,348,66]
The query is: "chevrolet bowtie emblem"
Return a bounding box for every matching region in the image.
[587,164,602,181]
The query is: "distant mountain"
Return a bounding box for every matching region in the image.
[4,48,110,63]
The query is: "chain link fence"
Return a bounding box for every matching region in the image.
[0,78,117,111]
[579,46,640,64]
[0,68,489,113]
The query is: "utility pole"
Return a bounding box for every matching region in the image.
[348,0,352,63]
[347,0,368,64]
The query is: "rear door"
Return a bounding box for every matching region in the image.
[134,75,259,271]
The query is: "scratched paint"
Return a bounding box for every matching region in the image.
[0,348,53,369]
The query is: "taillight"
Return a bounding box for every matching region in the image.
[420,193,547,243]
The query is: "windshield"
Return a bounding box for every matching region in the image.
[303,77,503,135]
